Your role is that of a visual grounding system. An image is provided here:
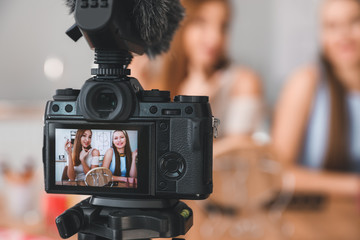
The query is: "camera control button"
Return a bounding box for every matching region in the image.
[166,160,179,173]
[149,106,158,114]
[159,142,169,151]
[65,104,73,113]
[185,106,193,114]
[159,122,168,131]
[159,181,167,190]
[159,152,186,179]
[52,104,60,112]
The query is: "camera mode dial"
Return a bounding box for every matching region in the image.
[141,90,171,102]
[174,95,209,103]
[53,88,80,101]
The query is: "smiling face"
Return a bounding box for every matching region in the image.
[80,130,92,149]
[183,0,229,69]
[321,0,360,68]
[113,131,126,150]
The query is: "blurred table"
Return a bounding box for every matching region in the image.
[185,195,360,240]
[183,147,360,240]
[282,195,360,240]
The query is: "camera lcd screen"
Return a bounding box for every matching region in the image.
[55,128,139,189]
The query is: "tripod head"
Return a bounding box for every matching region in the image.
[56,197,193,240]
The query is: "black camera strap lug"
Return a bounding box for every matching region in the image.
[212,117,220,138]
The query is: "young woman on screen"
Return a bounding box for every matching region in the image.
[102,130,138,183]
[64,129,100,181]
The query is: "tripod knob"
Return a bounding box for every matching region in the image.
[56,207,84,239]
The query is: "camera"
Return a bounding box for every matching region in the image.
[43,0,217,200]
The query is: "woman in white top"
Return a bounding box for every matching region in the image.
[64,129,100,181]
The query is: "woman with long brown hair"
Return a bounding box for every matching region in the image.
[159,0,263,157]
[273,0,360,195]
[64,129,100,181]
[102,130,137,183]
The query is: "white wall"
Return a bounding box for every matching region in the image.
[0,119,43,170]
[0,0,93,102]
[0,0,323,106]
[229,0,322,106]
[0,118,44,190]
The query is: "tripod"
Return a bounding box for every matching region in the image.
[55,196,193,240]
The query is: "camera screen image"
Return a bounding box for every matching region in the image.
[55,128,138,189]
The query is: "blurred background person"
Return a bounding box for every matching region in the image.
[159,0,264,158]
[154,1,287,240]
[273,0,360,196]
[129,55,164,90]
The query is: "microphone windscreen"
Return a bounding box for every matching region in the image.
[65,0,76,13]
[133,0,185,57]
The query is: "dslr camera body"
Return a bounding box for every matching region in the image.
[43,0,216,200]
